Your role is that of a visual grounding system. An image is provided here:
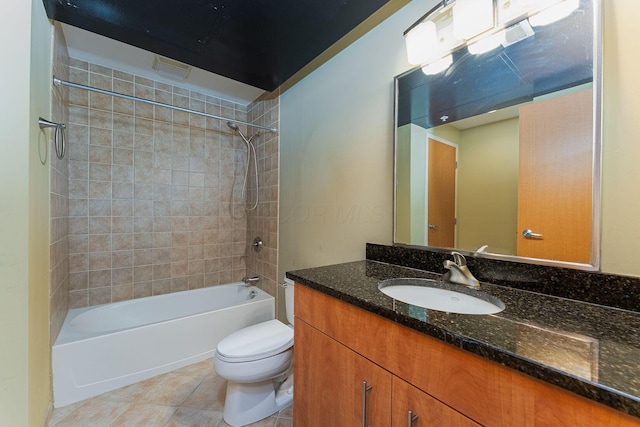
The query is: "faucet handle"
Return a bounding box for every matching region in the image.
[451,251,467,266]
[242,276,260,285]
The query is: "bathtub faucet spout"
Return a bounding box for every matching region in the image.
[242,276,261,286]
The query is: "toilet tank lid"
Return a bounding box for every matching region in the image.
[216,319,293,360]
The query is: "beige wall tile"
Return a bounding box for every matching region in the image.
[69,289,88,308]
[63,60,276,311]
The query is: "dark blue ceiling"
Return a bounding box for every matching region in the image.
[42,0,389,91]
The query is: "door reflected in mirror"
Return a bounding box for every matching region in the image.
[393,0,600,269]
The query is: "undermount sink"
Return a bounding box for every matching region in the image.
[378,278,505,315]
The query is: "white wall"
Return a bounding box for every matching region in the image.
[396,124,429,246]
[29,1,55,423]
[1,0,53,425]
[600,0,640,275]
[280,0,436,274]
[0,0,32,421]
[457,118,519,255]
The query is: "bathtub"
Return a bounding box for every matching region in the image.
[52,283,274,407]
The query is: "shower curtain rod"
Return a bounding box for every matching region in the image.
[53,76,278,133]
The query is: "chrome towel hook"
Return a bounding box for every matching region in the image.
[38,117,66,159]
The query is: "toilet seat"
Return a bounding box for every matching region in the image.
[216,319,293,363]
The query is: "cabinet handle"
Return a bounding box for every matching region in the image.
[362,380,373,427]
[407,409,419,426]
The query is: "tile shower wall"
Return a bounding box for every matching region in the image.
[246,91,280,297]
[66,60,251,308]
[50,23,70,342]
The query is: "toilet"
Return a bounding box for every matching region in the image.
[213,278,295,427]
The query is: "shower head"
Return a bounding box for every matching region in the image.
[227,121,251,148]
[227,121,260,146]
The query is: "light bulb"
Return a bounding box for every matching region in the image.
[453,0,494,40]
[405,21,438,65]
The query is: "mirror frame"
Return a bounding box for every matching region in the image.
[392,0,602,271]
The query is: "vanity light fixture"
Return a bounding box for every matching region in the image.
[404,0,582,69]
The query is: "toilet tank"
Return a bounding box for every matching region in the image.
[284,278,295,325]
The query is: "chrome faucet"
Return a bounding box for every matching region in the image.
[443,252,480,290]
[242,276,260,285]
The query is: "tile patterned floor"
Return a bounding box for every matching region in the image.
[47,359,293,427]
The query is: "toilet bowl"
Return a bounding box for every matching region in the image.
[213,278,295,427]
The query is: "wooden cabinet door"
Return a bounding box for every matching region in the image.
[392,377,480,427]
[294,319,392,426]
[427,138,456,247]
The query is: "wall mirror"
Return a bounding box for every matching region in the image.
[393,0,601,270]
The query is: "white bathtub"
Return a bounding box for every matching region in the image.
[52,283,274,407]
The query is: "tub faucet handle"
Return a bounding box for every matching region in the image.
[242,276,260,285]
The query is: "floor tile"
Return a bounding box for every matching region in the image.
[109,402,177,426]
[100,374,166,403]
[277,404,292,419]
[181,373,227,412]
[50,398,131,427]
[172,359,215,377]
[274,418,293,427]
[139,372,203,406]
[48,400,86,426]
[164,407,223,427]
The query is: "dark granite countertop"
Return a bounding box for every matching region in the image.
[286,260,640,418]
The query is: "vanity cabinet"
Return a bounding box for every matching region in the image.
[294,284,640,426]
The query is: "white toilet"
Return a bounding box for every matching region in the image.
[213,278,295,427]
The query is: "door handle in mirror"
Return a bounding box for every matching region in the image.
[522,229,544,239]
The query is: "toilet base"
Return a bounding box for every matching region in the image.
[222,375,294,427]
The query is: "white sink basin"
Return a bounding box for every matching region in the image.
[378,278,504,315]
